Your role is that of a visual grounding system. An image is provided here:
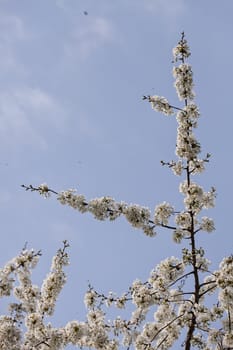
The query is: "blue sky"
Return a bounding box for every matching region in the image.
[0,0,232,342]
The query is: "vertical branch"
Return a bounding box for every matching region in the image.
[175,32,200,350]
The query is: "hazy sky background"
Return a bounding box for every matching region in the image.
[0,0,232,347]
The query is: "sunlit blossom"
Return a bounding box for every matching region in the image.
[5,33,229,350]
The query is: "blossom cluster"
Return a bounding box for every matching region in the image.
[173,63,194,101]
[172,32,191,62]
[1,244,232,349]
[148,95,174,115]
[0,248,40,298]
[58,190,155,237]
[13,33,232,350]
[179,181,216,214]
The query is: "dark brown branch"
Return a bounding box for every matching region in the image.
[21,184,58,195]
[168,270,194,288]
[199,285,217,298]
[150,313,185,343]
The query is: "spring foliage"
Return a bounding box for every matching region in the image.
[1,33,232,350]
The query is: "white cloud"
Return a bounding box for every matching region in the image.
[144,0,186,18]
[0,13,25,40]
[0,87,65,149]
[55,0,70,12]
[0,12,27,72]
[65,17,115,60]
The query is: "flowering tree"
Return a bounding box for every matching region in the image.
[1,33,232,350]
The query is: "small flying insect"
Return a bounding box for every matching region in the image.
[83,11,88,16]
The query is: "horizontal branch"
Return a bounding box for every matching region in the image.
[21,184,178,239]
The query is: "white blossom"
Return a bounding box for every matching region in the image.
[149,95,174,115]
[175,211,191,228]
[124,204,150,229]
[57,190,88,213]
[184,103,200,120]
[65,321,88,345]
[39,248,69,316]
[173,35,191,61]
[202,189,216,209]
[115,294,127,309]
[6,34,228,350]
[0,316,21,350]
[84,289,98,308]
[172,160,183,176]
[87,309,105,325]
[200,216,215,232]
[189,159,205,174]
[173,64,195,100]
[38,183,51,198]
[131,280,155,308]
[173,228,185,243]
[176,128,201,160]
[154,202,174,225]
[223,332,233,348]
[207,328,223,346]
[149,257,184,292]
